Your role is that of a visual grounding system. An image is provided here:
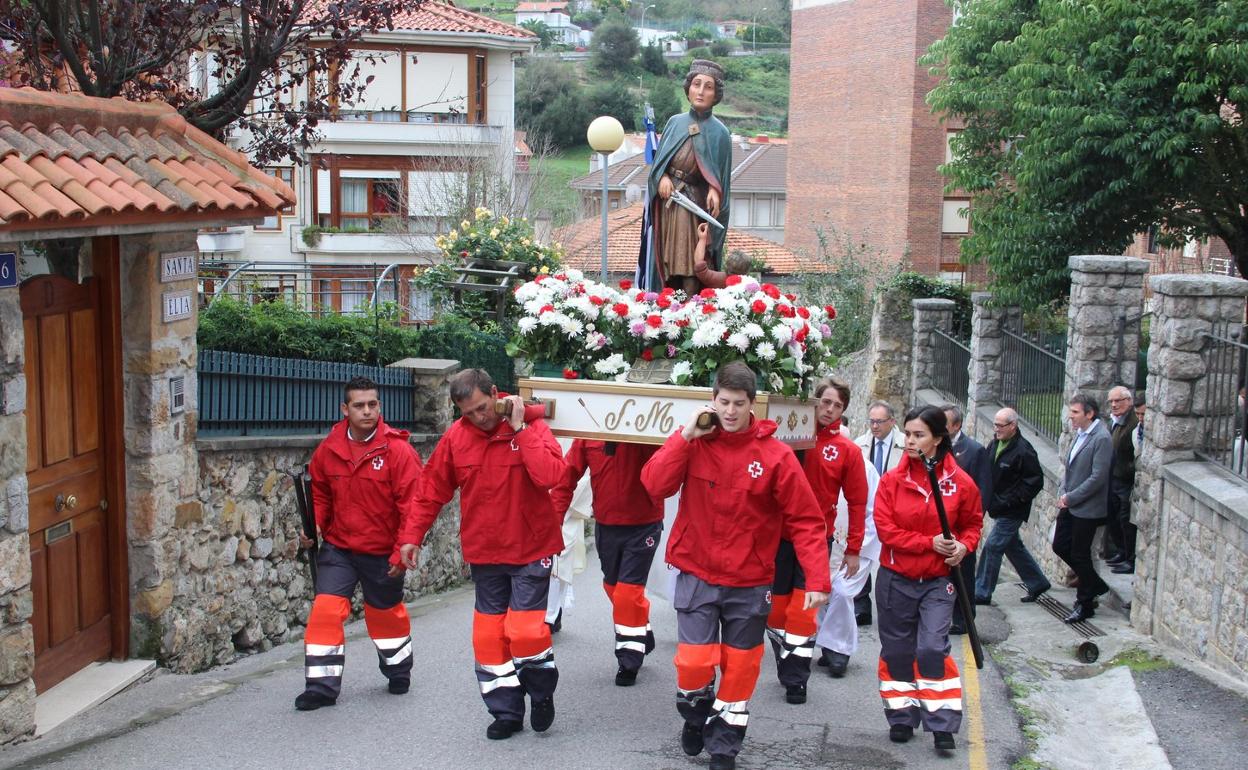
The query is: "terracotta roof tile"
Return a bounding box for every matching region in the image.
[569,140,789,195]
[304,1,534,40]
[0,86,293,233]
[553,203,822,276]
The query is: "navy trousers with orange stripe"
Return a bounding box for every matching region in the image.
[597,521,661,672]
[766,538,822,688]
[303,542,413,700]
[471,560,559,723]
[673,573,771,760]
[875,566,963,733]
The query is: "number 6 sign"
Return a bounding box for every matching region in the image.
[0,252,16,289]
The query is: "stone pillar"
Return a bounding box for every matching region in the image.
[119,231,202,666]
[911,298,955,400]
[965,292,1020,438]
[0,287,35,742]
[1062,255,1149,448]
[387,358,460,437]
[864,286,914,419]
[1132,274,1248,633]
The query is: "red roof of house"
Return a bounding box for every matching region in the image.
[516,2,569,13]
[306,1,534,39]
[0,88,295,233]
[553,203,820,275]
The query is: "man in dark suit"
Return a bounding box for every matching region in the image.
[974,408,1050,604]
[943,405,990,634]
[1104,385,1139,574]
[1054,394,1113,622]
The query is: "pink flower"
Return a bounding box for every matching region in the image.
[666,344,677,358]
[644,291,659,302]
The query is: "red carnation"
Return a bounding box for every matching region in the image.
[657,296,672,309]
[460,250,469,257]
[795,325,809,342]
[725,275,743,286]
[675,319,691,327]
[797,307,810,319]
[785,293,796,301]
[613,302,630,317]
[636,291,647,302]
[534,275,546,284]
[699,288,717,299]
[751,299,767,314]
[702,304,717,315]
[762,283,781,300]
[646,314,663,328]
[641,348,654,361]
[778,305,795,318]
[619,279,633,290]
[539,304,554,315]
[562,368,579,379]
[661,287,676,295]
[825,305,838,320]
[555,273,567,281]
[589,295,606,306]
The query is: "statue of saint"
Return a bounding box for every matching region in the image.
[638,59,732,293]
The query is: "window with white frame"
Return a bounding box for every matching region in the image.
[942,200,971,234]
[256,167,296,230]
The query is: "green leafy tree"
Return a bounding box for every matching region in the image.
[590,9,640,75]
[640,43,668,76]
[586,78,639,128]
[926,0,1248,306]
[642,76,683,125]
[516,59,589,150]
[520,19,556,48]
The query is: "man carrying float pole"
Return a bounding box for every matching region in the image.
[296,376,423,710]
[399,369,565,741]
[551,440,662,686]
[641,362,829,770]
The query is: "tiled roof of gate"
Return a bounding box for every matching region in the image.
[0,87,295,232]
[305,1,534,39]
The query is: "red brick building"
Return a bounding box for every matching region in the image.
[786,0,968,279]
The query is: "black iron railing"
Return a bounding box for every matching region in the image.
[1001,329,1067,445]
[932,328,970,408]
[1197,323,1248,480]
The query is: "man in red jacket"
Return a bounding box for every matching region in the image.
[641,362,830,770]
[552,440,662,686]
[296,376,424,711]
[399,368,566,741]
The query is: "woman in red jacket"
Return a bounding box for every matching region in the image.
[873,405,982,754]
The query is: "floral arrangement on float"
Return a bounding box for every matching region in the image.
[434,207,564,279]
[505,269,838,397]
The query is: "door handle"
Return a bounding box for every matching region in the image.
[54,494,78,512]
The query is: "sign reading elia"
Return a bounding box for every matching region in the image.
[518,378,816,448]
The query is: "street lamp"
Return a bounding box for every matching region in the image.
[752,7,769,51]
[587,115,625,282]
[639,2,655,37]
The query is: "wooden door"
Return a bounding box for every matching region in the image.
[22,274,112,693]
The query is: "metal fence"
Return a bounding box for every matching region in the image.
[198,351,418,437]
[1196,323,1248,480]
[1001,329,1068,444]
[931,329,970,408]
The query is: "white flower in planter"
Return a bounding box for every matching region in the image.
[727,332,750,352]
[743,322,765,340]
[670,360,693,383]
[756,342,776,360]
[594,353,628,375]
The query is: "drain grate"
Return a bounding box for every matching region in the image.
[1017,582,1105,638]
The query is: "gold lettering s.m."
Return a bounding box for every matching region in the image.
[603,398,637,431]
[635,400,675,434]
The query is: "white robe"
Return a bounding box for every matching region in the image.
[815,462,881,656]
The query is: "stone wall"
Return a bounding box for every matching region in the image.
[862,287,914,419]
[0,286,34,740]
[145,436,468,673]
[911,297,955,398]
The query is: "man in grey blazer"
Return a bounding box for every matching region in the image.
[1053,393,1113,622]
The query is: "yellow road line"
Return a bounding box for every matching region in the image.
[961,635,988,770]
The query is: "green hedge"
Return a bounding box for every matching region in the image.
[198,299,514,390]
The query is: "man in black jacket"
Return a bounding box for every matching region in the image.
[944,405,990,633]
[1103,385,1139,573]
[974,407,1051,604]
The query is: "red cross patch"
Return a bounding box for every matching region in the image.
[510,439,520,451]
[372,457,385,471]
[939,478,957,497]
[540,557,553,569]
[748,461,764,479]
[946,582,955,595]
[764,590,772,604]
[645,536,656,548]
[822,444,839,462]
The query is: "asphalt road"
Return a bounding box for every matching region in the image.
[0,555,1024,770]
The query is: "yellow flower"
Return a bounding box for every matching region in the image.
[489,228,500,238]
[521,238,531,246]
[539,265,550,274]
[501,216,510,226]
[460,220,470,230]
[448,229,458,239]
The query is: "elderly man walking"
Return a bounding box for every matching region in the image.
[974,408,1050,604]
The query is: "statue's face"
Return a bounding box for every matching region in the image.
[687,73,717,111]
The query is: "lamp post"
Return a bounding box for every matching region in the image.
[587,116,625,282]
[752,7,769,51]
[639,2,655,40]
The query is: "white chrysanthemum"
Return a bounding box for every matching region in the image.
[517,317,538,334]
[594,353,628,375]
[563,268,584,282]
[755,342,776,360]
[769,372,784,391]
[584,332,608,350]
[670,360,693,383]
[557,316,583,336]
[771,325,793,345]
[743,322,765,340]
[691,321,727,348]
[727,332,750,352]
[515,283,542,303]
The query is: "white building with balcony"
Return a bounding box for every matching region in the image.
[515,2,583,45]
[195,1,535,316]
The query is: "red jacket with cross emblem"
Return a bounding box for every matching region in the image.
[309,418,425,566]
[402,407,566,565]
[641,417,830,592]
[550,440,663,525]
[874,452,983,581]
[803,420,869,555]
